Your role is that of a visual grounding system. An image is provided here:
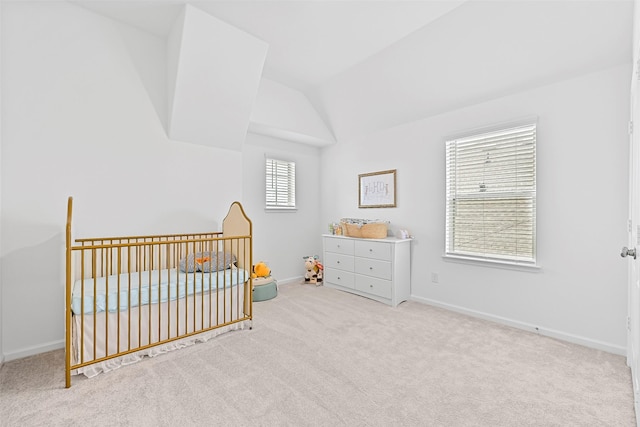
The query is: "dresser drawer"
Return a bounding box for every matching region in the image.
[324,268,355,289]
[324,237,354,255]
[354,258,392,280]
[324,252,354,271]
[355,275,392,299]
[354,240,392,261]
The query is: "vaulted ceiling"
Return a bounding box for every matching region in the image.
[74,1,466,92]
[74,0,634,145]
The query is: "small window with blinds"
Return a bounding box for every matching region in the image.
[266,157,296,210]
[445,121,537,266]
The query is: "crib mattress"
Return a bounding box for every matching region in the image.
[72,267,249,314]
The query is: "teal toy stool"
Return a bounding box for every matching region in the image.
[253,276,277,302]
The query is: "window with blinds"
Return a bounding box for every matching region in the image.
[266,158,296,209]
[445,122,537,265]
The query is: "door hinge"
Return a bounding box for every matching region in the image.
[628,316,631,331]
[630,121,634,135]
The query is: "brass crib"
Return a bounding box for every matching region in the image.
[65,197,253,387]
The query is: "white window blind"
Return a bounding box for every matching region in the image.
[445,123,536,265]
[266,158,296,209]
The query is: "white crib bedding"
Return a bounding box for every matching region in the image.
[72,267,249,315]
[72,282,248,377]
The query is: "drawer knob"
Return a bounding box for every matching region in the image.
[337,260,340,264]
[369,249,373,252]
[370,284,373,288]
[369,267,373,270]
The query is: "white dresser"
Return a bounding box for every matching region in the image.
[322,234,411,307]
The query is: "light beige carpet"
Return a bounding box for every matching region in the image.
[1,283,636,426]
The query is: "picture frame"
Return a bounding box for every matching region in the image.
[358,169,397,208]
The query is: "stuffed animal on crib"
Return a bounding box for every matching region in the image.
[303,255,323,285]
[252,261,271,279]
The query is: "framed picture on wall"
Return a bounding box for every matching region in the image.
[358,169,397,208]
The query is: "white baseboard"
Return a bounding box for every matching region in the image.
[275,276,304,286]
[3,340,64,362]
[411,295,626,356]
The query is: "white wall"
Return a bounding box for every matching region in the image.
[320,65,631,354]
[636,0,640,60]
[0,0,631,361]
[0,2,245,359]
[243,132,322,282]
[0,1,4,366]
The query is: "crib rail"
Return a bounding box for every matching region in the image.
[65,197,253,388]
[72,234,247,279]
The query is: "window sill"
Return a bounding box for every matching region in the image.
[442,254,541,272]
[265,207,297,213]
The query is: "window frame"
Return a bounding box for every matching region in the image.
[265,157,296,211]
[444,118,539,269]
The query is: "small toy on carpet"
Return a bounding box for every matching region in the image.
[252,261,277,301]
[303,255,323,285]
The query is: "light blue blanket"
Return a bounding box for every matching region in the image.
[72,267,249,315]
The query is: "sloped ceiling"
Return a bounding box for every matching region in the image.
[73,0,633,145]
[315,0,634,141]
[167,5,267,151]
[250,78,336,147]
